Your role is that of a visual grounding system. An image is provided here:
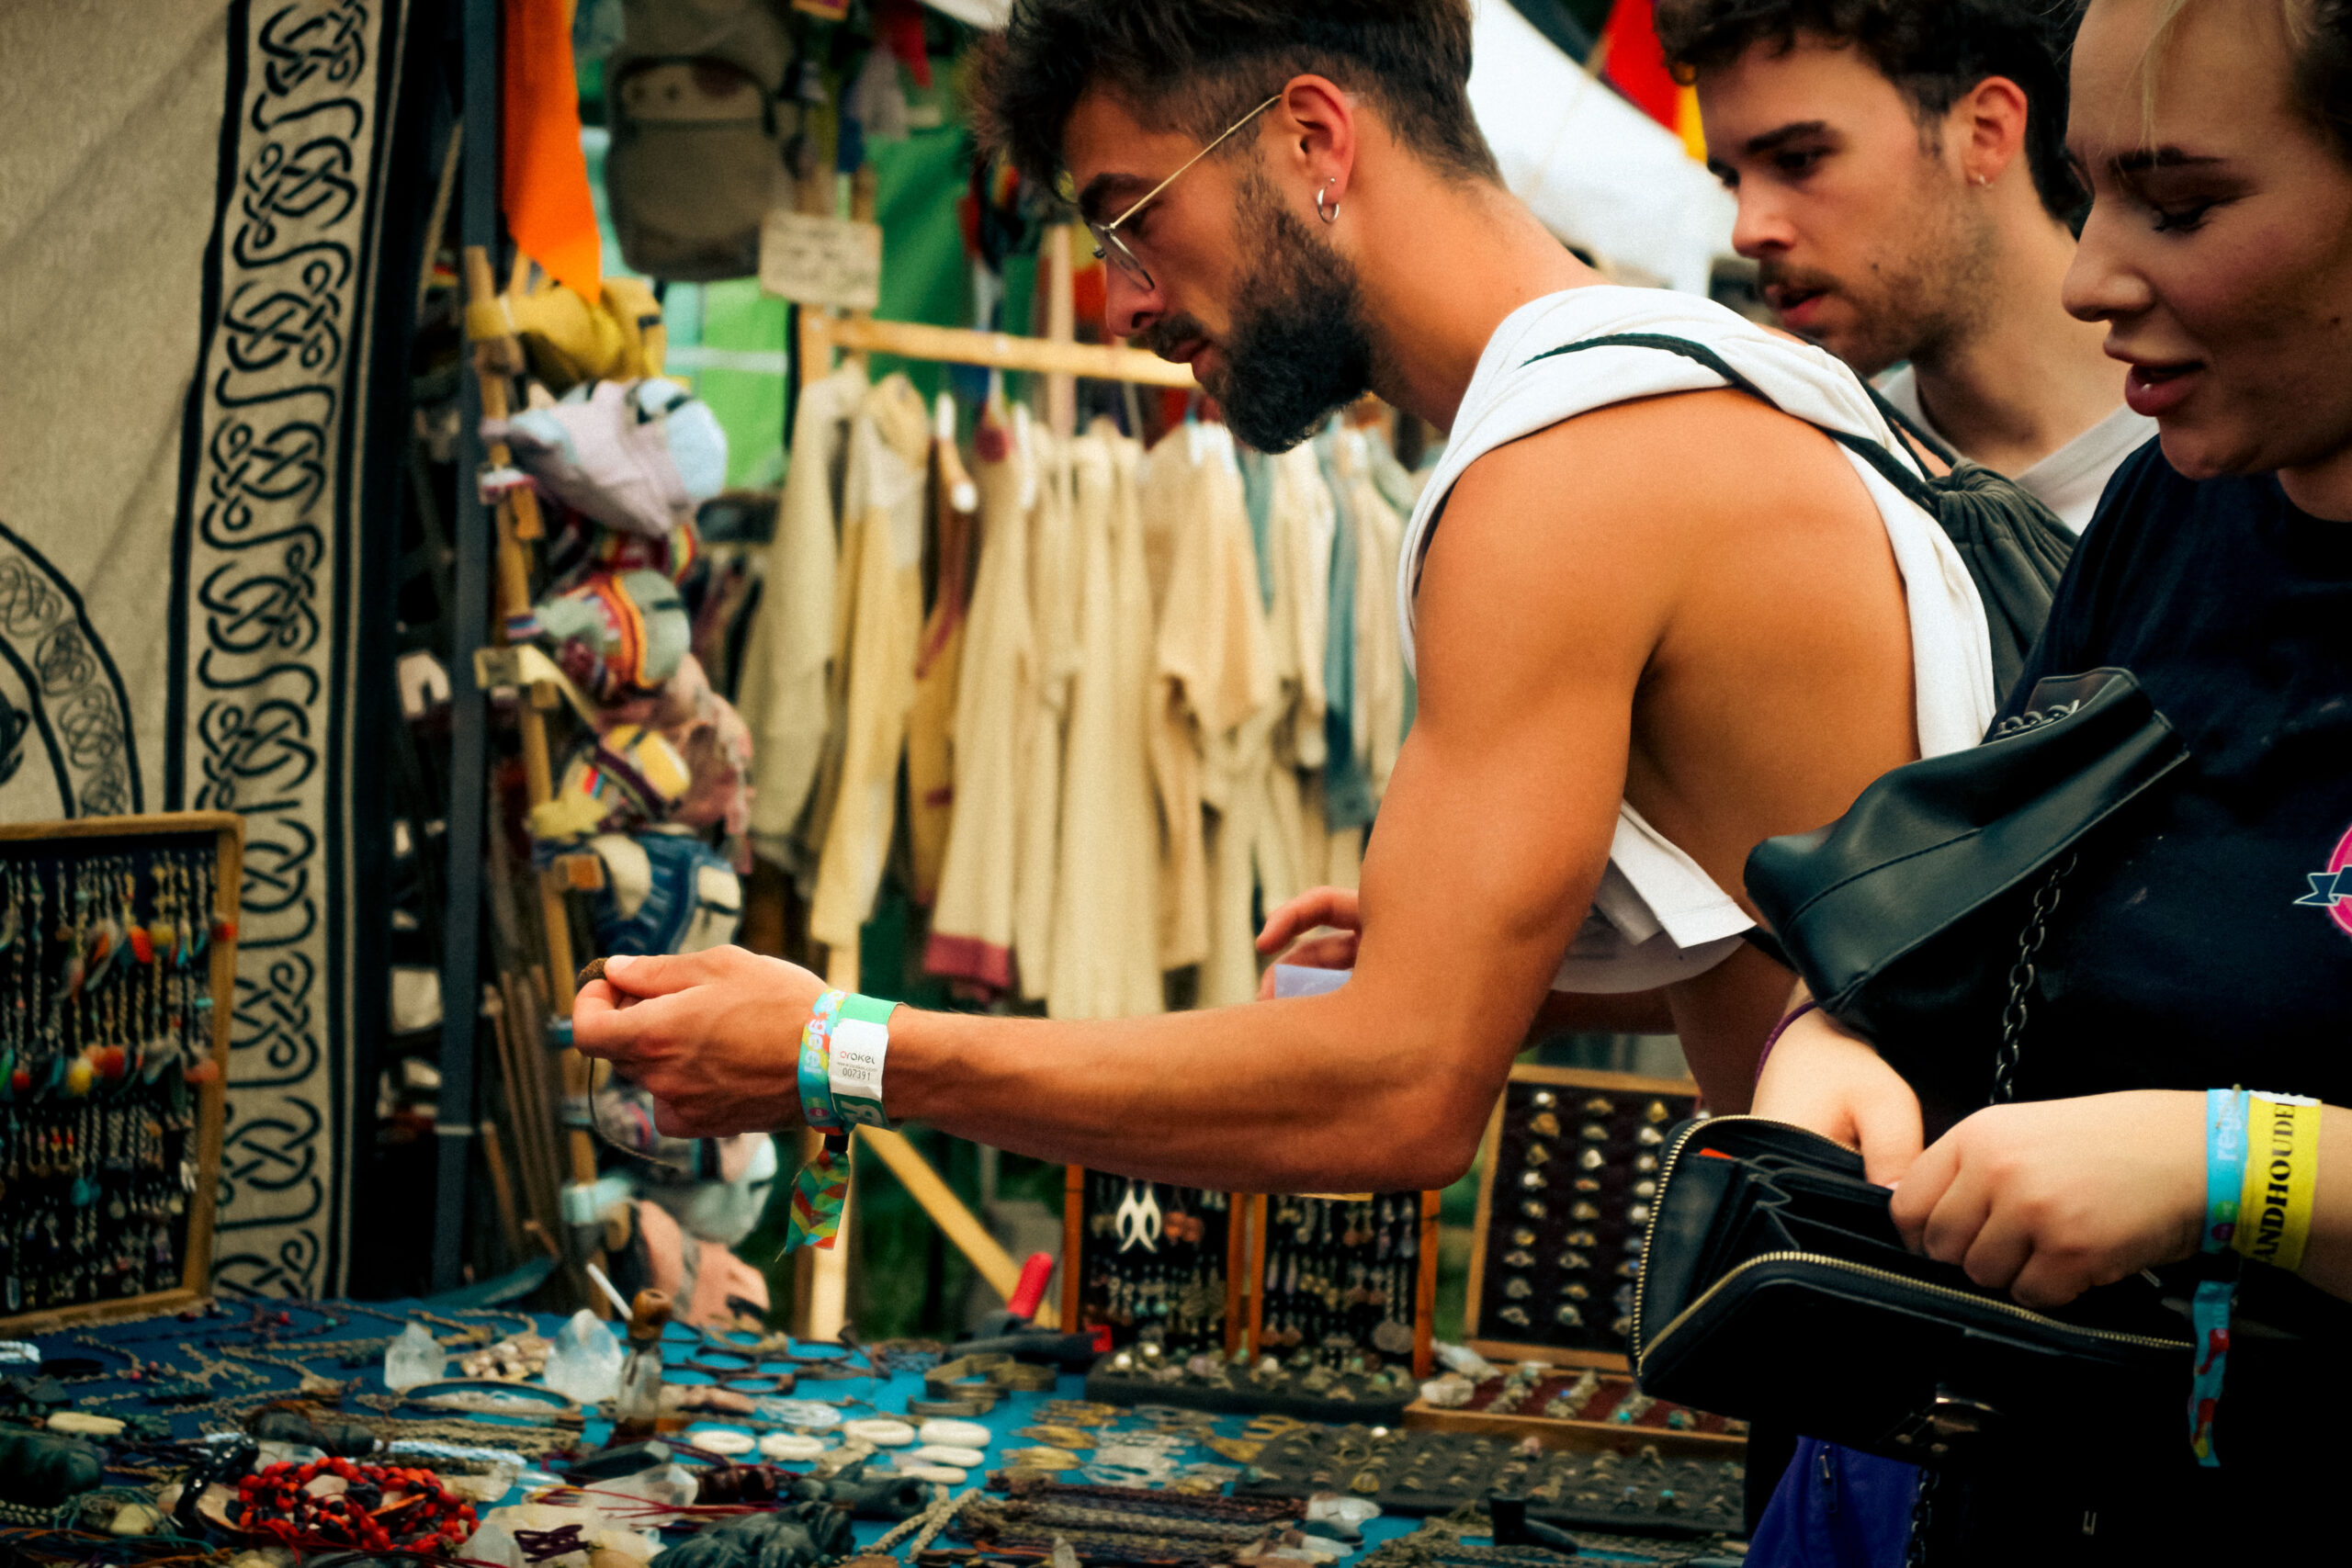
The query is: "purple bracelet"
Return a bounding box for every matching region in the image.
[1755,1000,1819,1084]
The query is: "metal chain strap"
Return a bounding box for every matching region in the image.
[1904,1465,1940,1568]
[1991,852,2076,1106]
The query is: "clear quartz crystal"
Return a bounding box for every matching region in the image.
[542,1310,624,1403]
[383,1322,447,1392]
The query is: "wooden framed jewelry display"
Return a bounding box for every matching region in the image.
[0,811,239,1334]
[1242,1190,1441,1381]
[1463,1065,1701,1371]
[1060,1167,1247,1356]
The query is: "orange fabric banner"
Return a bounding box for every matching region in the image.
[503,0,602,299]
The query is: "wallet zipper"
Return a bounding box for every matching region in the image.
[1630,1114,1838,1367]
[1637,1249,2191,1371]
[1630,1115,2190,1371]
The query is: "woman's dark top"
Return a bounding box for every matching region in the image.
[1921,442,2352,1531]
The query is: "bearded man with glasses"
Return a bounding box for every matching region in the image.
[572,1,2000,1201]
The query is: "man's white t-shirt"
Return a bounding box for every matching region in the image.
[1877,365,2155,534]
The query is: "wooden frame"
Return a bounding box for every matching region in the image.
[1402,1393,1746,1458]
[1241,1190,1441,1381]
[1060,1169,1248,1352]
[1464,1064,1699,1371]
[0,810,239,1334]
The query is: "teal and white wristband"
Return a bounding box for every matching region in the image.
[828,993,899,1130]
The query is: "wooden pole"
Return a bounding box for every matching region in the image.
[462,243,610,1308]
[803,315,1193,389]
[1044,225,1079,435]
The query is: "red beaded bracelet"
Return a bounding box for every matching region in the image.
[232,1458,478,1555]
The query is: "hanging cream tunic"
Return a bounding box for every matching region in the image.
[807,375,930,953]
[1046,423,1165,1018]
[925,406,1036,991]
[739,367,865,876]
[1012,417,1075,1000]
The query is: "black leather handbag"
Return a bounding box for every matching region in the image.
[1743,667,2188,1111]
[1633,1116,2193,1465]
[1635,668,2200,1467]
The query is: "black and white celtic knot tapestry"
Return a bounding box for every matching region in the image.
[0,0,415,1295]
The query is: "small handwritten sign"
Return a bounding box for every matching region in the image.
[760,210,883,310]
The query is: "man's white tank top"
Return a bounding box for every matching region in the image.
[1397,287,1997,994]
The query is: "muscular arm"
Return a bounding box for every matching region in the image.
[576,393,1917,1188]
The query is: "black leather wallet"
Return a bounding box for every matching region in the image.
[1632,1116,2193,1467]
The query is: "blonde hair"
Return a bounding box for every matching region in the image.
[2138,0,2352,154]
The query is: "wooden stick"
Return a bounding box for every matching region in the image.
[803,315,1194,389]
[461,243,608,1305]
[860,1127,1026,1306]
[479,1119,526,1263]
[1044,224,1078,435]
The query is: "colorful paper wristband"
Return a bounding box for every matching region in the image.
[2203,1088,2250,1254]
[2237,1092,2322,1273]
[2188,1088,2249,1467]
[828,992,900,1130]
[797,989,848,1133]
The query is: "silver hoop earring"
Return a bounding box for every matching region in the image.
[1316,178,1340,224]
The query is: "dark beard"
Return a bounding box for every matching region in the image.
[1145,175,1378,454]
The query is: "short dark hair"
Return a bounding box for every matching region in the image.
[1657,0,2086,220]
[967,0,1500,196]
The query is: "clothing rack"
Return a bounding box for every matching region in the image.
[780,244,1177,1336]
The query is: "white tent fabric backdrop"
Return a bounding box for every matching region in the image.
[925,0,1736,296]
[1465,0,1736,295]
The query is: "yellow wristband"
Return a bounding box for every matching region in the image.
[2237,1093,2323,1272]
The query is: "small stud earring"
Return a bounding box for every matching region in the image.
[1973,174,1990,186]
[1316,177,1340,224]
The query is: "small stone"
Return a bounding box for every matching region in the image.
[916,1417,990,1449]
[382,1323,446,1392]
[47,1411,125,1437]
[912,1443,985,1467]
[899,1462,967,1483]
[542,1310,622,1404]
[108,1502,164,1537]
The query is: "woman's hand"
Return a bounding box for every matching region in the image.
[1893,1090,2206,1311]
[1255,886,1362,999]
[1751,1010,1925,1185]
[571,945,823,1138]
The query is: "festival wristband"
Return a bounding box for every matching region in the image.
[2202,1088,2250,1254]
[2237,1092,2323,1273]
[797,990,848,1133]
[2188,1088,2250,1468]
[828,993,900,1130]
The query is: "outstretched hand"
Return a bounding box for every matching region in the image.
[1255,886,1363,999]
[571,945,825,1139]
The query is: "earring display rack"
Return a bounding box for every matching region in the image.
[1244,1190,1440,1380]
[1463,1066,1701,1371]
[1061,1167,1245,1356]
[0,811,238,1335]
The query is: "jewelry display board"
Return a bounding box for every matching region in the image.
[1245,1190,1441,1380]
[1061,1168,1246,1356]
[1403,1366,1746,1457]
[0,812,238,1333]
[1465,1066,1700,1370]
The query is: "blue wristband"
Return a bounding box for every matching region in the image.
[2203,1088,2250,1254]
[797,989,848,1133]
[2188,1087,2250,1467]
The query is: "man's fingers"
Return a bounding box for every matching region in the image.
[570,980,629,1055]
[1889,1128,1961,1247]
[1255,887,1361,952]
[602,945,737,998]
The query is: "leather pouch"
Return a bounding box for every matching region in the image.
[1634,1116,2193,1467]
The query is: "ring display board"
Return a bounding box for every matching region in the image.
[1464,1066,1701,1371]
[0,811,238,1333]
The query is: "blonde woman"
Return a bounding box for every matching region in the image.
[1751,0,2352,1556]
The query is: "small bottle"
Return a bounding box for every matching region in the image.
[607,1288,673,1446]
